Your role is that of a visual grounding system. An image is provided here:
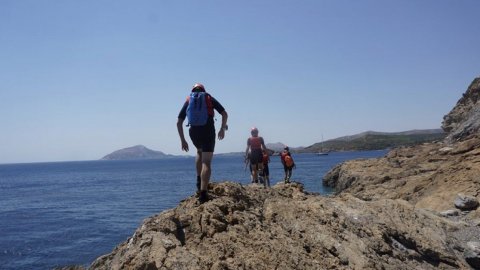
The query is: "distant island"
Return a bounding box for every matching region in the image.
[301,129,446,153]
[101,145,175,160]
[102,130,446,160]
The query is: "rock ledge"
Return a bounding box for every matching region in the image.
[90,182,475,270]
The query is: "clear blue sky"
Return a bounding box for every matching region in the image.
[0,0,479,163]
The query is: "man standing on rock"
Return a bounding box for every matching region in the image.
[177,83,228,204]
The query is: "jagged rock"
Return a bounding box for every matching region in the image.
[442,77,480,142]
[318,76,480,269]
[322,75,480,211]
[54,266,86,270]
[89,182,475,270]
[465,241,480,269]
[473,219,480,227]
[322,136,480,211]
[455,194,480,211]
[441,209,461,217]
[88,77,480,270]
[439,147,454,153]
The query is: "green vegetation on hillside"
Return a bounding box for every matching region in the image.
[303,132,446,153]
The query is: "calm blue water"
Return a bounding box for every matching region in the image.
[0,151,387,270]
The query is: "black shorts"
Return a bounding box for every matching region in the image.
[283,164,293,172]
[189,126,216,152]
[263,164,269,176]
[250,149,263,164]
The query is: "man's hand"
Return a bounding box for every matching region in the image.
[218,128,225,140]
[177,118,189,152]
[181,139,189,152]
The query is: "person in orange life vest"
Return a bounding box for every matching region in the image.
[261,149,270,188]
[177,83,228,204]
[280,146,295,183]
[245,127,267,184]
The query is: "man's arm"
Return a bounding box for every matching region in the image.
[260,137,268,152]
[218,110,228,140]
[245,138,251,160]
[177,118,189,152]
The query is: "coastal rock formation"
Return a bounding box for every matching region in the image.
[90,182,473,270]
[88,77,480,270]
[322,135,480,211]
[321,77,480,269]
[323,77,480,212]
[442,77,480,142]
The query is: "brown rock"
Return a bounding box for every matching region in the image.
[322,137,480,212]
[455,194,480,211]
[442,77,480,142]
[88,77,480,270]
[89,182,474,270]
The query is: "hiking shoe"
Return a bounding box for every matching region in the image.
[198,190,209,204]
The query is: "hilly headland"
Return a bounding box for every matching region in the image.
[86,77,480,269]
[302,129,446,153]
[101,131,445,161]
[101,145,175,160]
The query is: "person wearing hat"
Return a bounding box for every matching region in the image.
[177,83,228,204]
[280,146,295,183]
[245,127,268,184]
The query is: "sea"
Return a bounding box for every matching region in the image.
[0,150,387,270]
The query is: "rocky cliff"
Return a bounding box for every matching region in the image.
[322,77,480,211]
[88,77,480,270]
[321,77,480,268]
[90,182,477,270]
[442,78,480,142]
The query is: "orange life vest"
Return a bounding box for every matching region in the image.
[281,151,294,167]
[284,155,294,167]
[262,153,269,164]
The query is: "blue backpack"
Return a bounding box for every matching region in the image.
[186,92,210,126]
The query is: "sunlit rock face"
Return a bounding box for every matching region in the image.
[442,77,480,142]
[89,182,475,270]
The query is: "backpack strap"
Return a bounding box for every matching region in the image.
[205,93,214,116]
